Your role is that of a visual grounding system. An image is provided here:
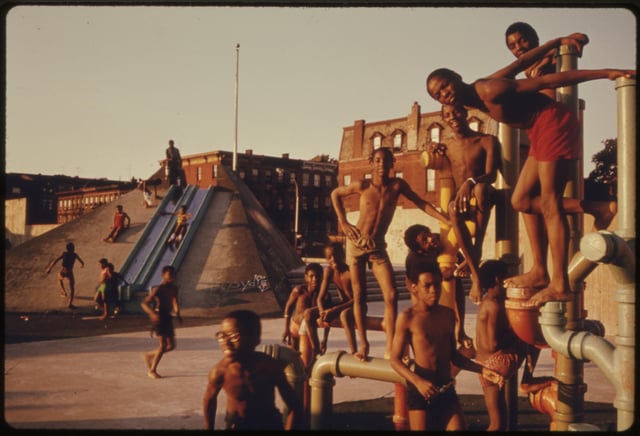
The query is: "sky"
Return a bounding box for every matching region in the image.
[4,4,637,181]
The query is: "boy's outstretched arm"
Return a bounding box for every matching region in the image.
[489,33,589,79]
[515,68,636,94]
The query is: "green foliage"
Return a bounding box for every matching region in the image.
[587,138,617,184]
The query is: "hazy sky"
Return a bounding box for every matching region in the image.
[5,5,636,181]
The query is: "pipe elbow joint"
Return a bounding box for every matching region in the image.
[580,231,635,285]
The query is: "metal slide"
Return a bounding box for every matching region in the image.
[118,185,213,299]
[141,185,215,291]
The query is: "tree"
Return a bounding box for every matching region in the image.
[585,138,617,201]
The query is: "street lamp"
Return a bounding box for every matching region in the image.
[276,168,300,247]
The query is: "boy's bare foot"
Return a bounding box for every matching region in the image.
[453,261,470,278]
[147,371,161,379]
[142,353,153,370]
[503,270,549,289]
[354,343,370,362]
[59,291,67,297]
[590,200,617,231]
[523,284,572,308]
[520,376,555,394]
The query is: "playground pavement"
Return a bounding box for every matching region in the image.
[4,299,618,431]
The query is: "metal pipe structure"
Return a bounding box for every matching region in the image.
[538,77,636,431]
[495,120,521,430]
[262,344,307,427]
[309,351,405,430]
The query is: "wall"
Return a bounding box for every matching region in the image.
[5,198,60,248]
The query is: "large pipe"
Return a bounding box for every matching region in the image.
[262,344,307,427]
[309,351,405,429]
[540,231,635,430]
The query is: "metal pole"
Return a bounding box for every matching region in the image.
[294,178,300,246]
[233,43,239,172]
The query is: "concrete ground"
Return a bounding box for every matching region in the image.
[4,299,618,431]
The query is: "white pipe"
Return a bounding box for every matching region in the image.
[540,231,635,430]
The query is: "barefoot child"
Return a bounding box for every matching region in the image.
[281,263,323,354]
[46,242,85,309]
[203,310,305,430]
[141,265,182,379]
[313,242,357,355]
[426,64,634,307]
[389,260,503,430]
[331,147,450,361]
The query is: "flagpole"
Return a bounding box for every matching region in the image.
[233,43,240,172]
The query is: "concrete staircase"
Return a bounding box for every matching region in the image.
[287,265,411,302]
[287,265,472,303]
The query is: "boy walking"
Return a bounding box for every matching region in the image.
[141,265,182,379]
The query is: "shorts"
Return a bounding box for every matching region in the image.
[225,408,284,430]
[59,267,71,278]
[527,100,580,162]
[406,380,459,411]
[477,348,521,388]
[345,237,392,268]
[152,314,175,338]
[289,318,301,338]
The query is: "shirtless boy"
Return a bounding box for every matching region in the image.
[489,27,618,295]
[389,260,502,430]
[313,242,357,355]
[440,103,502,304]
[331,147,450,361]
[141,265,182,379]
[46,242,85,309]
[203,310,304,430]
[426,65,634,307]
[281,263,323,354]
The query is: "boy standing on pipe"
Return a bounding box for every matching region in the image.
[426,66,635,307]
[331,147,450,361]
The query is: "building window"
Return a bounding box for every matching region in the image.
[393,132,403,149]
[264,169,272,181]
[324,196,332,208]
[430,126,440,143]
[302,173,310,187]
[197,167,202,181]
[313,174,321,187]
[324,174,332,187]
[302,196,308,210]
[239,169,246,179]
[364,173,372,180]
[373,134,382,149]
[313,196,319,209]
[395,171,404,179]
[427,169,436,192]
[290,172,297,185]
[251,168,259,180]
[212,165,218,179]
[343,174,351,186]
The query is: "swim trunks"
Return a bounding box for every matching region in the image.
[406,379,459,410]
[477,348,521,388]
[345,236,392,268]
[527,100,580,162]
[225,408,284,430]
[152,313,175,338]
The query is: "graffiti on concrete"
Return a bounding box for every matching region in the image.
[202,274,270,293]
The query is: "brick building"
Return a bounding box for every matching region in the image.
[336,101,501,263]
[176,149,339,258]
